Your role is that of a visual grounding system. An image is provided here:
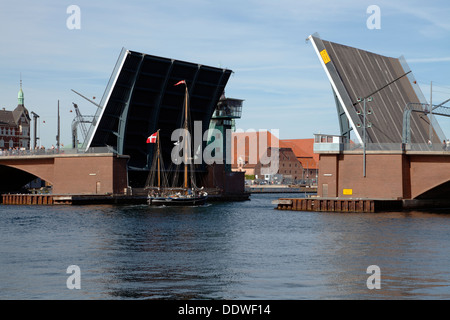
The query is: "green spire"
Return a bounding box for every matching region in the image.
[18,79,24,105]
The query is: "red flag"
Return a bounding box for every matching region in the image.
[174,80,186,86]
[146,132,158,144]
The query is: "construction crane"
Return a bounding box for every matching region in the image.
[71,103,95,149]
[70,89,99,149]
[71,89,102,109]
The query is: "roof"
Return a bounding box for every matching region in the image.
[0,104,30,127]
[231,133,319,170]
[13,104,30,123]
[0,109,16,126]
[280,139,318,170]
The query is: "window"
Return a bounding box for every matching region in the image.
[0,139,4,148]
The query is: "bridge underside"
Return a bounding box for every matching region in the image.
[0,165,37,193]
[416,180,450,200]
[81,48,232,187]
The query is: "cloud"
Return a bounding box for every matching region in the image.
[407,57,450,63]
[384,2,450,32]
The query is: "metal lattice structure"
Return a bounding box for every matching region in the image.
[402,101,450,144]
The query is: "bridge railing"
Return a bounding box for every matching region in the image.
[315,142,450,153]
[0,146,113,157]
[344,143,450,152]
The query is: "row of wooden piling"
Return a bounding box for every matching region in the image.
[275,198,403,213]
[2,194,55,205]
[0,194,149,205]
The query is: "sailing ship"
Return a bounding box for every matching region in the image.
[145,80,208,206]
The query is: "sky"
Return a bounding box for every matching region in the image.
[1,0,450,147]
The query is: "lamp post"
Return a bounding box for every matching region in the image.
[429,81,433,145]
[31,111,40,150]
[357,96,373,177]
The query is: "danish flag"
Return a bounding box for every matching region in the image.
[146,132,158,144]
[174,80,186,86]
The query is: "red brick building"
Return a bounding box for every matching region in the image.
[231,132,319,184]
[0,84,31,150]
[232,131,305,182]
[280,139,319,184]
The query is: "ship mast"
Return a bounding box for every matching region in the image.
[184,85,189,192]
[157,129,161,190]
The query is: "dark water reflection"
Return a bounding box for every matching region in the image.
[1,194,450,299]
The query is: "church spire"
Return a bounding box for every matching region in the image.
[18,75,24,105]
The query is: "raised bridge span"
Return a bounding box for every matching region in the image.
[306,34,450,207]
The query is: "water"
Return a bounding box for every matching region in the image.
[1,193,450,300]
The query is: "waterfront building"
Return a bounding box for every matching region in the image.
[280,139,319,185]
[232,131,318,184]
[0,83,31,150]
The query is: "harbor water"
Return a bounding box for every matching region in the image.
[1,193,450,300]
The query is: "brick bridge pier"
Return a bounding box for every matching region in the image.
[0,150,129,197]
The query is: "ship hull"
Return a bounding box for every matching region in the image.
[148,195,208,206]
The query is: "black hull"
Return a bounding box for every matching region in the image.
[148,195,208,206]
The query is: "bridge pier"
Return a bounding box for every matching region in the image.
[276,143,450,213]
[316,150,450,201]
[0,152,129,196]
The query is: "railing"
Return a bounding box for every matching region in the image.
[314,142,450,153]
[0,147,113,157]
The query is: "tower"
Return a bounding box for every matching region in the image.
[18,79,24,106]
[13,78,31,149]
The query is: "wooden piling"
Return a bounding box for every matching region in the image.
[273,197,402,213]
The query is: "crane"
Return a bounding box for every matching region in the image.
[70,89,98,149]
[71,103,95,149]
